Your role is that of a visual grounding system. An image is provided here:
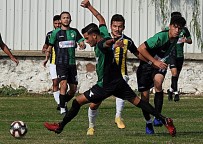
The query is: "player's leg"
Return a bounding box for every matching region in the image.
[49,64,60,110]
[153,73,165,126]
[65,65,78,104]
[173,57,184,102]
[87,102,101,135]
[59,80,68,114]
[141,90,154,134]
[115,97,125,129]
[168,67,178,100]
[44,93,90,134]
[136,63,154,134]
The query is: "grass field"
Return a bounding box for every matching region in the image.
[0,93,203,144]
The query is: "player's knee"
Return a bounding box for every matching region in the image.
[72,99,81,109]
[89,102,101,110]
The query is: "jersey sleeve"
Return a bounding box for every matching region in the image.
[45,32,50,45]
[49,29,59,46]
[97,37,112,52]
[0,33,4,46]
[99,24,111,38]
[125,36,138,54]
[144,33,160,49]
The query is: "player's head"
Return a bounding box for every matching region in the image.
[53,15,61,29]
[171,11,182,17]
[110,14,125,38]
[82,23,100,47]
[60,11,71,27]
[169,16,186,38]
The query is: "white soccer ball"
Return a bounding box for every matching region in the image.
[10,121,28,138]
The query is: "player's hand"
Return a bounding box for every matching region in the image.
[11,57,19,66]
[152,60,167,70]
[114,40,124,49]
[42,47,47,54]
[43,59,48,67]
[80,0,90,8]
[79,41,86,50]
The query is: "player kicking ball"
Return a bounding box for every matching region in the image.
[44,22,176,137]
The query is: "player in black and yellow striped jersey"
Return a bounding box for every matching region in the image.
[42,15,61,110]
[80,1,139,136]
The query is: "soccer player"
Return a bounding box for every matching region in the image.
[80,0,139,135]
[167,12,192,102]
[0,33,19,65]
[43,15,61,110]
[137,15,186,134]
[44,22,176,137]
[43,11,86,115]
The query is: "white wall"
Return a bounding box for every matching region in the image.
[0,0,202,53]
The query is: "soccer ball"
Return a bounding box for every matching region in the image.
[10,121,28,138]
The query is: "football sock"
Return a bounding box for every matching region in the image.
[142,109,151,121]
[137,99,166,124]
[154,91,163,113]
[146,119,153,124]
[169,87,173,92]
[115,97,125,118]
[60,99,81,128]
[59,94,66,108]
[171,76,178,92]
[53,90,60,104]
[88,107,98,128]
[65,93,74,103]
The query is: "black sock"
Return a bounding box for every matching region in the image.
[59,94,66,108]
[154,91,163,113]
[65,93,74,103]
[171,76,178,92]
[60,99,81,128]
[137,99,166,124]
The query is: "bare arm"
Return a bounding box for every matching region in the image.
[42,44,49,54]
[81,0,106,25]
[0,43,19,65]
[137,43,167,69]
[43,45,52,67]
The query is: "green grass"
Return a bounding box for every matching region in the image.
[0,94,203,144]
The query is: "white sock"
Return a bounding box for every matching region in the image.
[174,91,179,95]
[60,108,66,114]
[88,107,98,128]
[53,91,60,104]
[169,88,174,92]
[116,97,125,118]
[146,119,152,124]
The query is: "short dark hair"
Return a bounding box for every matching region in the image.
[171,11,182,17]
[60,11,71,19]
[170,16,186,27]
[82,23,100,35]
[53,15,60,21]
[110,14,125,26]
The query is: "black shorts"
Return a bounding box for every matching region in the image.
[169,57,184,71]
[137,63,167,92]
[84,78,137,104]
[56,64,78,85]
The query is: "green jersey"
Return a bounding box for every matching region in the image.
[49,27,84,65]
[94,25,122,87]
[144,30,178,64]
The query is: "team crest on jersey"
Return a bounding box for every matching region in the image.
[71,33,75,38]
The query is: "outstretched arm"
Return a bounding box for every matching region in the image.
[81,0,106,25]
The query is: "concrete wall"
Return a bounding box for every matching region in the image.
[0,51,202,95]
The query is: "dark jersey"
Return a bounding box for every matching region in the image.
[45,31,57,64]
[0,33,4,46]
[143,30,178,64]
[114,34,137,75]
[49,27,84,65]
[95,25,122,87]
